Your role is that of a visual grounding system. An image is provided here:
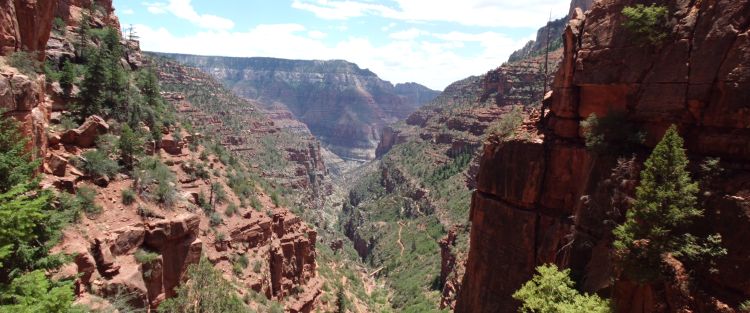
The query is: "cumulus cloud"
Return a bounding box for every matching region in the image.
[134,23,528,90]
[143,0,235,30]
[291,0,570,28]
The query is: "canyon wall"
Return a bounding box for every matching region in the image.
[155,53,439,161]
[457,1,750,312]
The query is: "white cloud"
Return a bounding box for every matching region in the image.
[143,0,235,30]
[389,28,426,41]
[121,8,135,15]
[134,24,528,90]
[308,30,327,39]
[291,0,570,28]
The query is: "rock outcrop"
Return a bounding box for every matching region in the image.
[0,0,57,57]
[457,1,750,312]
[155,53,440,161]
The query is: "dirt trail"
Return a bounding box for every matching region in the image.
[397,221,405,256]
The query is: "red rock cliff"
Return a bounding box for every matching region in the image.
[457,1,750,312]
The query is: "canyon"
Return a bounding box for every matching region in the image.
[156,53,439,162]
[2,0,750,312]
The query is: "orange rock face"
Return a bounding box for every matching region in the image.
[0,0,57,57]
[457,1,750,312]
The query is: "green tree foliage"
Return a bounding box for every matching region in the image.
[77,149,119,179]
[118,124,145,171]
[0,270,77,313]
[0,113,37,193]
[622,4,670,45]
[75,47,108,118]
[158,259,246,313]
[613,126,726,282]
[134,158,176,206]
[0,183,50,269]
[58,61,77,98]
[581,112,645,156]
[512,264,611,313]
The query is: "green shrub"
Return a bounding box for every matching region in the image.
[622,4,670,45]
[739,300,750,312]
[613,126,726,282]
[581,112,645,156]
[225,203,238,217]
[270,191,281,208]
[52,17,66,34]
[486,106,523,140]
[58,61,77,98]
[0,111,38,192]
[212,183,226,204]
[209,212,222,227]
[7,51,40,77]
[121,188,136,205]
[134,249,160,264]
[252,260,262,273]
[76,186,101,216]
[78,149,119,179]
[0,270,76,312]
[249,195,262,211]
[195,191,210,212]
[135,158,176,206]
[158,258,245,313]
[513,264,611,313]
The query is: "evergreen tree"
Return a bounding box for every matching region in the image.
[75,48,107,119]
[513,264,611,313]
[101,28,128,118]
[0,112,37,193]
[58,61,77,99]
[118,124,144,171]
[0,270,77,313]
[613,125,726,281]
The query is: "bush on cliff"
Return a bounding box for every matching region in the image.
[581,112,645,156]
[158,258,245,313]
[622,4,670,45]
[613,125,726,282]
[513,264,611,313]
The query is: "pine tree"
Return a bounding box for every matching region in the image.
[0,112,37,193]
[613,125,726,281]
[118,124,144,171]
[101,28,128,117]
[75,49,107,119]
[58,61,77,99]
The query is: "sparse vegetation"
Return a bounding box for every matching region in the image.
[121,188,136,205]
[134,249,160,264]
[158,258,245,313]
[486,106,524,140]
[7,51,40,77]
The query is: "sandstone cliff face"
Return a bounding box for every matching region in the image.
[155,53,439,161]
[0,0,57,57]
[457,1,750,312]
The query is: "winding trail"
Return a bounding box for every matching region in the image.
[397,221,405,257]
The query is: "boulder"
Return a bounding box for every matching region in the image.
[60,115,109,148]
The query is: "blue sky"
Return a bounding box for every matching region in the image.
[113,0,571,90]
